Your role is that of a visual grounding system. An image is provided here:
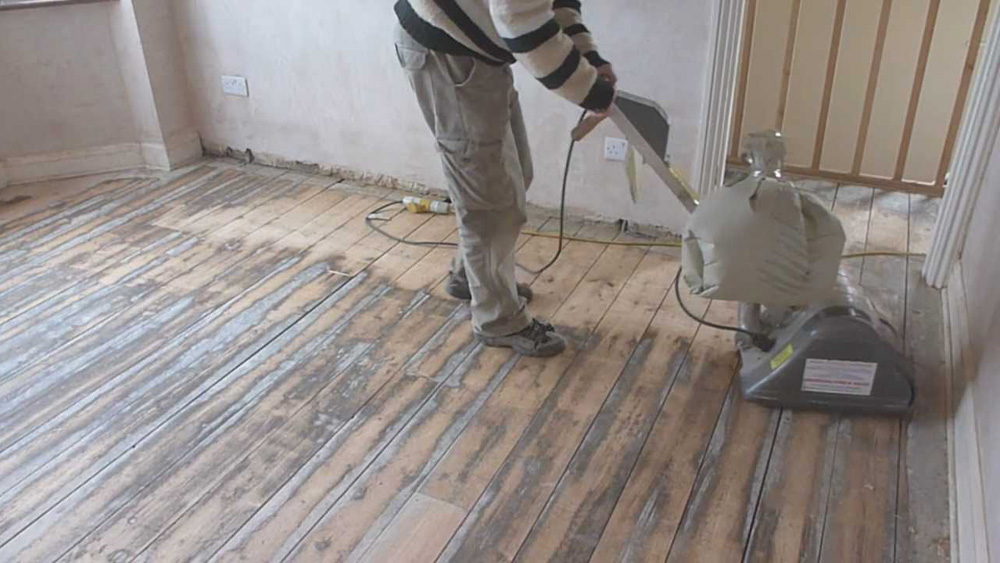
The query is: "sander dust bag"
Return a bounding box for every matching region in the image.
[681,175,846,307]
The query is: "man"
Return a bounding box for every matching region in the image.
[393,0,617,357]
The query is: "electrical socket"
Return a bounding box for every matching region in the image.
[221,75,249,97]
[604,137,628,162]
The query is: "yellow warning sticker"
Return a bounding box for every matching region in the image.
[770,344,794,370]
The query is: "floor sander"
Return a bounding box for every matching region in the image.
[589,91,915,415]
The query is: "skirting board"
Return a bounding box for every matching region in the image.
[200,140,684,241]
[1,132,203,186]
[945,262,991,563]
[3,143,144,186]
[141,131,204,171]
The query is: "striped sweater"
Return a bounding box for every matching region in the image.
[395,0,615,111]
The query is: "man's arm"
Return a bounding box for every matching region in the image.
[489,0,615,111]
[552,2,604,67]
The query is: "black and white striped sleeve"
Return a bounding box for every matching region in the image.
[489,0,614,111]
[553,0,608,68]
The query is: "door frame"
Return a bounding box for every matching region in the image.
[695,0,1000,287]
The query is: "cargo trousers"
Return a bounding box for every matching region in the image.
[394,24,534,338]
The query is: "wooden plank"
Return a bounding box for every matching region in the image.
[817,191,909,563]
[819,0,885,173]
[0,269,358,558]
[0,177,154,263]
[0,195,420,556]
[935,0,992,186]
[0,167,223,264]
[515,283,718,562]
[832,185,875,283]
[730,0,758,160]
[38,278,406,562]
[783,166,944,197]
[811,0,847,169]
[0,192,409,436]
[133,300,464,562]
[0,170,149,227]
[409,229,628,510]
[781,0,838,167]
[414,249,668,563]
[0,189,404,447]
[775,0,802,131]
[0,171,334,391]
[905,0,984,183]
[744,409,840,563]
[583,306,737,563]
[862,0,933,179]
[740,0,797,149]
[279,229,642,563]
[895,196,950,562]
[241,186,347,248]
[853,0,894,175]
[907,195,940,255]
[742,181,845,563]
[360,493,467,563]
[0,168,248,325]
[662,387,779,562]
[211,226,612,563]
[2,213,438,553]
[0,173,276,381]
[63,236,460,561]
[0,165,212,238]
[205,309,477,563]
[894,0,941,181]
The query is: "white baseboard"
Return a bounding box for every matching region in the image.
[945,262,991,563]
[1,132,202,186]
[3,143,145,185]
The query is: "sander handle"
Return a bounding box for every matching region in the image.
[571,113,608,141]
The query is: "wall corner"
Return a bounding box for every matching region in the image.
[944,262,991,563]
[0,160,8,189]
[142,130,202,170]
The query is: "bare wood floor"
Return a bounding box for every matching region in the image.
[0,160,949,562]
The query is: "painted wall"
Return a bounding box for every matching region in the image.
[0,2,136,157]
[109,0,201,168]
[960,134,1000,559]
[171,0,714,232]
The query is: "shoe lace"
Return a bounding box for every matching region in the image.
[524,320,555,343]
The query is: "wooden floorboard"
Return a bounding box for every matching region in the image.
[741,181,844,563]
[0,162,950,562]
[896,196,951,563]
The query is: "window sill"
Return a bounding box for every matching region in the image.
[0,0,114,12]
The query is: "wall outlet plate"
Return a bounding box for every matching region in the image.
[221,75,249,97]
[604,137,628,162]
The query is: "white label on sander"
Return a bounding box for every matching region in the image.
[801,359,877,396]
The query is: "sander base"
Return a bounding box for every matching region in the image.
[736,274,914,415]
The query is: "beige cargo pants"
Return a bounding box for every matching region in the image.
[394,24,533,338]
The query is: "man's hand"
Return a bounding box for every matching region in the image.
[596,63,618,87]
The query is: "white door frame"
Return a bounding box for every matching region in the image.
[693,0,748,196]
[696,0,1000,289]
[924,7,1000,288]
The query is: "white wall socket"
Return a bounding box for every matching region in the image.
[604,137,628,162]
[221,75,249,97]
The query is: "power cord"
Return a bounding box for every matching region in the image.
[365,109,587,277]
[672,269,775,351]
[365,200,460,248]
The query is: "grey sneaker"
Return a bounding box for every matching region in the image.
[478,319,566,357]
[446,275,534,303]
